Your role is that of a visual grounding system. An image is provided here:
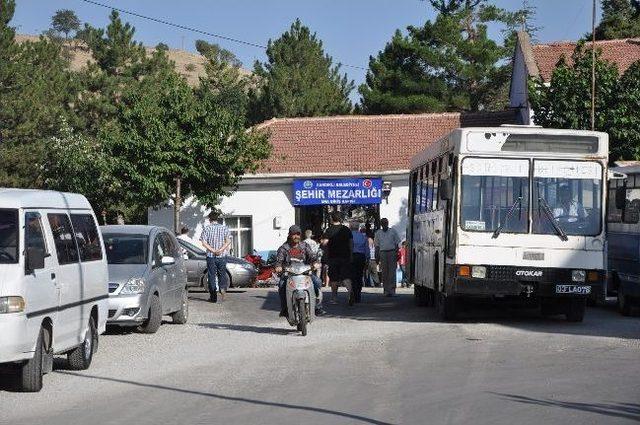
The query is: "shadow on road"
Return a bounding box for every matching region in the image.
[493,392,640,421]
[250,288,640,340]
[197,323,295,335]
[55,371,396,425]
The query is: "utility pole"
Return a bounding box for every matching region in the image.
[174,176,182,234]
[591,0,596,131]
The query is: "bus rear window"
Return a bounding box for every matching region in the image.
[0,209,19,264]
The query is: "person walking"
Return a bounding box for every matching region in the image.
[366,230,379,287]
[349,221,368,303]
[321,211,353,305]
[200,210,231,303]
[398,240,408,288]
[374,218,401,297]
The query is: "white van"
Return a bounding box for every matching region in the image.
[0,189,108,392]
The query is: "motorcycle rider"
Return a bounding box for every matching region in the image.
[275,225,325,317]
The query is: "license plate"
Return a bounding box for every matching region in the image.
[555,285,591,294]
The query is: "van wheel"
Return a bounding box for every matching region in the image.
[617,285,632,316]
[565,298,586,322]
[138,294,162,334]
[171,288,189,324]
[17,327,46,392]
[68,317,97,370]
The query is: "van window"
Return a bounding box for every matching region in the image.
[47,213,79,265]
[71,214,103,262]
[0,209,18,264]
[25,212,47,255]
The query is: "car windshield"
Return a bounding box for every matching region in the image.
[460,158,529,233]
[103,233,149,264]
[0,209,18,264]
[178,238,206,255]
[532,161,602,236]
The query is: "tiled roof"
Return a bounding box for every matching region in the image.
[531,38,640,81]
[255,111,518,175]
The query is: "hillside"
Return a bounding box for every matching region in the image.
[15,34,249,86]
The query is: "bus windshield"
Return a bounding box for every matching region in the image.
[461,158,529,233]
[532,161,602,236]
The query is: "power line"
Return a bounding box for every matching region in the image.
[77,0,367,71]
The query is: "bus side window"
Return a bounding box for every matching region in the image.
[421,165,429,213]
[432,160,439,211]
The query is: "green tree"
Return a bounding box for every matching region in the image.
[249,19,354,124]
[359,0,533,114]
[51,9,81,40]
[593,0,640,40]
[0,0,78,187]
[609,61,640,160]
[100,59,271,221]
[528,45,640,161]
[195,40,251,122]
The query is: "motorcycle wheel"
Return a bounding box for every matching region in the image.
[297,298,307,336]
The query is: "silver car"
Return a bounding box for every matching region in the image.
[177,238,257,289]
[102,225,188,333]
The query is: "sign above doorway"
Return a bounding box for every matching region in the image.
[293,178,383,206]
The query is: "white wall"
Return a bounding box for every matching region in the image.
[148,174,410,253]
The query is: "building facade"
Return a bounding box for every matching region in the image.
[149,112,516,257]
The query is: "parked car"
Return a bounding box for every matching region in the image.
[101,225,188,333]
[177,238,257,289]
[0,189,108,392]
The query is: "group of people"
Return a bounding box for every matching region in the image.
[196,209,408,318]
[273,211,406,318]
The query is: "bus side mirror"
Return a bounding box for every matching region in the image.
[26,247,45,273]
[615,187,627,210]
[440,178,453,201]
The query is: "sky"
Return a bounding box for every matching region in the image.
[13,0,602,101]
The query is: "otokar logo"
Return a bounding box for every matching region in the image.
[515,270,543,277]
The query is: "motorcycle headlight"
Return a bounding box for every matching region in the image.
[572,270,586,282]
[471,266,487,279]
[0,296,25,314]
[120,278,146,295]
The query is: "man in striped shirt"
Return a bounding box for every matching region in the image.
[200,210,231,303]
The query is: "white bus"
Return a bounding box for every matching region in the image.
[408,127,608,322]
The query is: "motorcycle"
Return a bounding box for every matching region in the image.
[283,259,315,336]
[245,250,277,286]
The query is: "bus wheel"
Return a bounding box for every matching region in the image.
[437,292,457,321]
[565,298,586,322]
[415,286,428,307]
[617,285,632,316]
[426,288,436,307]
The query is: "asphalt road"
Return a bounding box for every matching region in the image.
[1,287,639,425]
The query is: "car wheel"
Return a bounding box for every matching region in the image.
[68,317,97,370]
[137,294,162,334]
[17,327,47,392]
[171,288,189,324]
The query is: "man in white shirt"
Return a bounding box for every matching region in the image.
[374,218,401,297]
[553,185,586,223]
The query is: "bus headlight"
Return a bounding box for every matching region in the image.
[571,270,586,282]
[0,296,25,314]
[471,266,487,279]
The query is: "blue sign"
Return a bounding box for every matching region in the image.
[293,178,383,206]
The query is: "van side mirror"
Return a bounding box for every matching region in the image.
[440,178,453,201]
[623,203,640,224]
[26,247,45,273]
[615,187,626,210]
